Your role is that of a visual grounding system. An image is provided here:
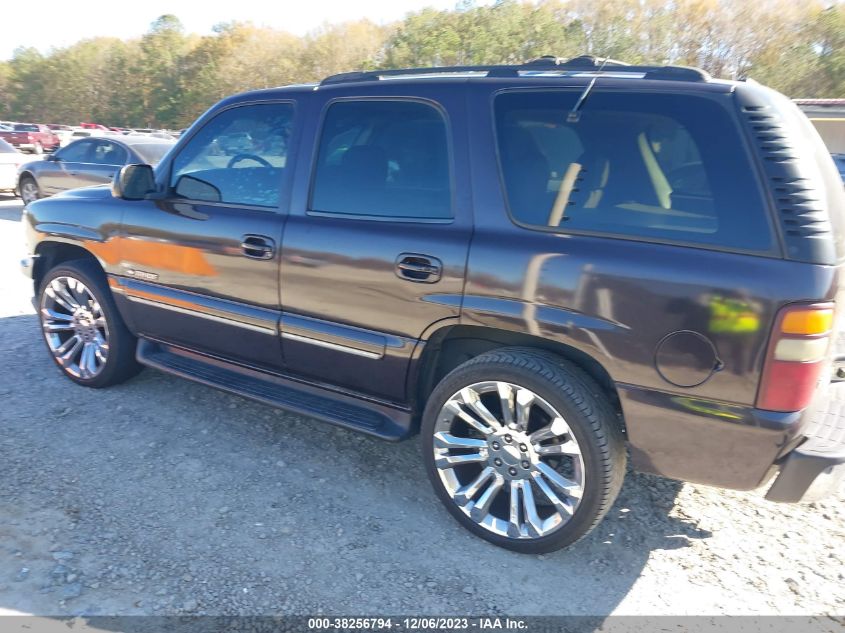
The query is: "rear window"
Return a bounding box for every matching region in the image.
[14,124,39,132]
[494,90,773,252]
[132,143,172,165]
[310,100,452,220]
[0,139,16,153]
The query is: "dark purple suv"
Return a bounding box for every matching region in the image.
[20,56,845,553]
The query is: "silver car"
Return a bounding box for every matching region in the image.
[18,136,174,205]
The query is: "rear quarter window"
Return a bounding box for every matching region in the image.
[494,90,774,253]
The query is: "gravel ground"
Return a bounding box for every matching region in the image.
[0,194,843,618]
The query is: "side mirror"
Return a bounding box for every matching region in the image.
[45,154,59,162]
[112,164,155,200]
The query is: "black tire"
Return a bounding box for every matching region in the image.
[37,259,142,388]
[421,347,626,554]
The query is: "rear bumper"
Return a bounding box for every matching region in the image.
[765,440,845,502]
[619,383,844,498]
[766,386,845,502]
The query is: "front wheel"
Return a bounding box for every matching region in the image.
[19,176,41,205]
[37,260,142,388]
[421,348,626,554]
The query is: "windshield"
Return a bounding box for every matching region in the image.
[14,124,39,132]
[133,143,173,165]
[0,138,16,153]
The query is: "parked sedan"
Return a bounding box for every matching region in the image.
[18,136,174,204]
[0,138,28,195]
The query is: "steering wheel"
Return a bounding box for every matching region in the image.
[226,153,272,168]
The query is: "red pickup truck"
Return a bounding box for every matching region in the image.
[0,123,61,154]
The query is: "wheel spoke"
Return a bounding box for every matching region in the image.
[443,400,495,436]
[47,284,77,313]
[536,461,583,500]
[497,382,514,427]
[435,451,487,469]
[43,321,75,333]
[469,474,504,522]
[536,439,581,457]
[41,308,74,322]
[507,480,522,537]
[53,281,81,311]
[531,471,574,517]
[454,466,495,504]
[514,388,534,430]
[57,336,83,367]
[459,387,503,432]
[80,342,96,377]
[433,432,487,451]
[530,416,571,444]
[521,480,544,537]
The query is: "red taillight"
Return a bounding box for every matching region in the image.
[756,303,834,412]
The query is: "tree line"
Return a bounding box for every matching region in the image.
[1,0,843,129]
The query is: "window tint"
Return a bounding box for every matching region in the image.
[311,100,451,219]
[494,91,773,252]
[132,143,172,166]
[14,124,38,132]
[170,102,294,207]
[56,140,94,163]
[90,141,128,166]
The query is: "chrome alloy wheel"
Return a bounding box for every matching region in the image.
[432,381,585,540]
[20,180,39,205]
[40,276,110,379]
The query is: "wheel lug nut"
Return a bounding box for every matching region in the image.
[521,461,530,469]
[504,435,512,443]
[519,443,528,452]
[492,441,500,450]
[508,467,518,476]
[494,458,502,467]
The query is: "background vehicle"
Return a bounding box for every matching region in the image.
[69,128,105,142]
[0,138,27,195]
[833,153,845,183]
[0,123,60,154]
[46,124,75,147]
[20,56,845,554]
[18,136,174,204]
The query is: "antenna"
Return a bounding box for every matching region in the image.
[567,56,611,123]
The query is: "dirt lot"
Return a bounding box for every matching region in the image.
[0,194,843,618]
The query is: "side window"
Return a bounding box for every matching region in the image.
[311,100,452,219]
[91,141,128,166]
[170,102,294,208]
[56,140,93,163]
[494,91,773,252]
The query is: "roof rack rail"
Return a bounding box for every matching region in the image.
[319,55,711,86]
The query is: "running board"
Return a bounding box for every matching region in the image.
[136,339,413,441]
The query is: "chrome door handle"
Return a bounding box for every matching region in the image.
[241,234,275,260]
[395,253,442,283]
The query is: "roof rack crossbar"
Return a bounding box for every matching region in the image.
[319,55,710,86]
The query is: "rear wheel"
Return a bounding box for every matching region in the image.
[19,176,41,205]
[421,348,625,553]
[37,260,142,388]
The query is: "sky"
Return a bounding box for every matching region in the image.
[0,0,466,60]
